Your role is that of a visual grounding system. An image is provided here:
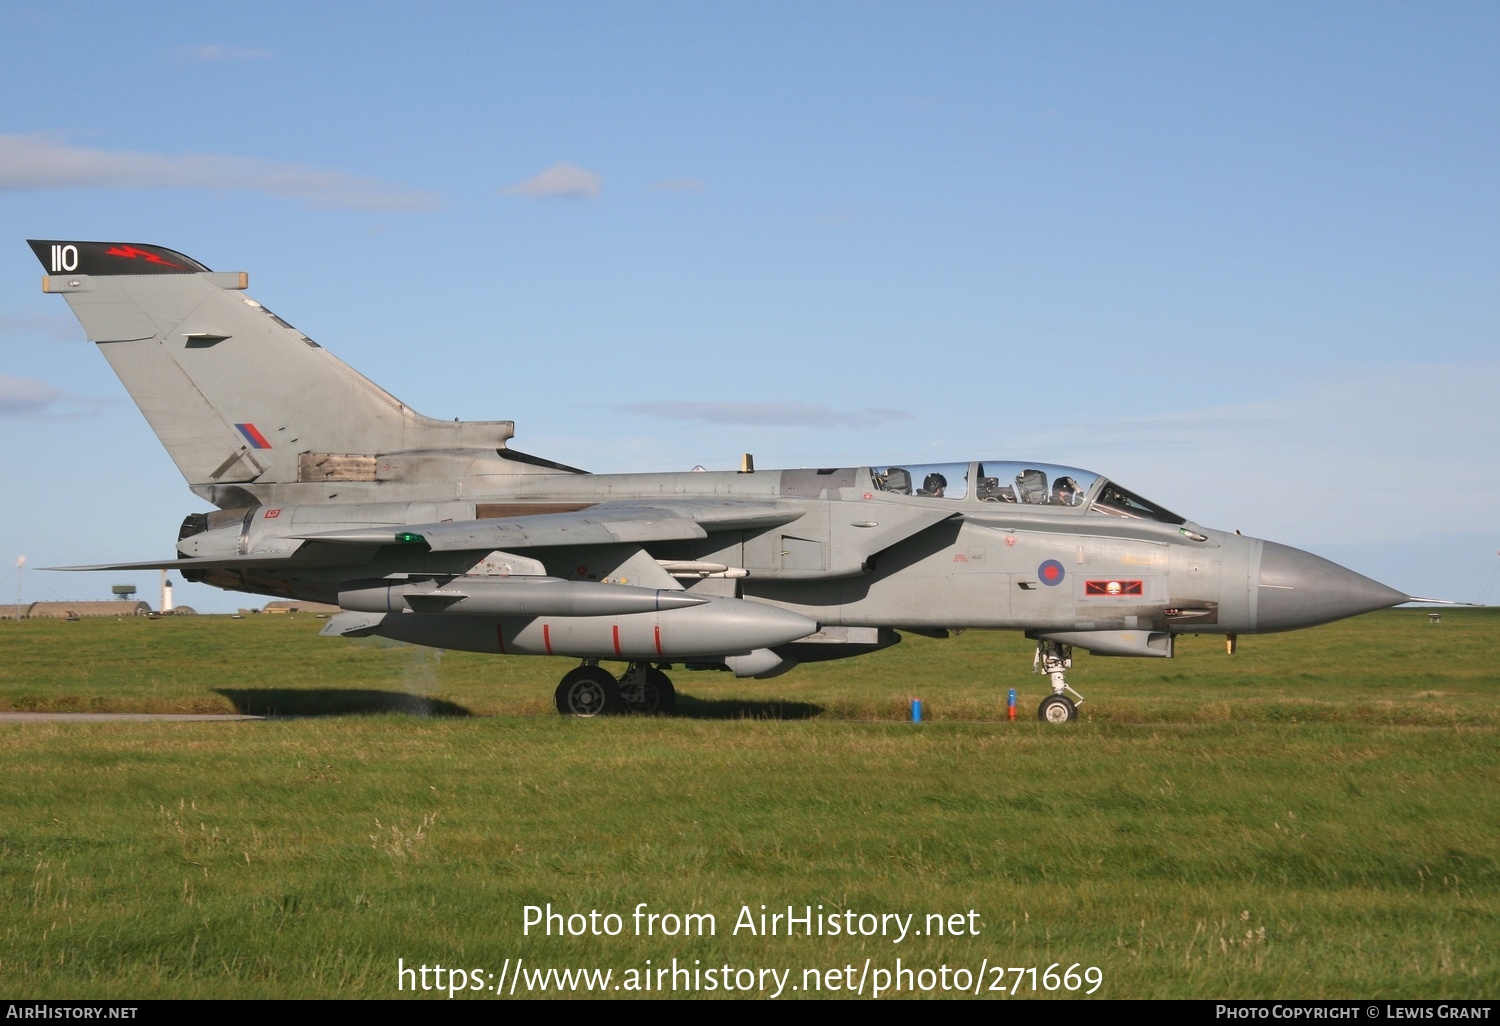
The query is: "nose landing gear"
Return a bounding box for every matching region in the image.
[1032,639,1085,723]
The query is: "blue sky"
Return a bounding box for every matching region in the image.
[2,2,1497,612]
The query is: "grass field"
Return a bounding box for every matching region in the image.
[0,608,1495,999]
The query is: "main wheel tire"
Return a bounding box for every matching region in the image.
[1037,694,1077,723]
[619,667,677,714]
[642,668,677,714]
[555,667,625,717]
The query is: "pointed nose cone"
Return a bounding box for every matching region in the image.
[1256,541,1408,632]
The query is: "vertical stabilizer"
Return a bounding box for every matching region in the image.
[29,241,516,499]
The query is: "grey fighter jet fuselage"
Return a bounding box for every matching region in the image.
[29,240,1412,721]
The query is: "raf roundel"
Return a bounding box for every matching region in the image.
[1037,559,1066,586]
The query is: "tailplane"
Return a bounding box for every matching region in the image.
[29,241,553,506]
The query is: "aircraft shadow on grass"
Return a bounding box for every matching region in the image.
[215,688,475,718]
[669,695,823,720]
[213,688,821,720]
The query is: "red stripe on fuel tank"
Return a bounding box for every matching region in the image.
[542,623,552,655]
[654,624,663,657]
[612,624,622,657]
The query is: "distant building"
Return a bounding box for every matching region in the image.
[6,601,153,619]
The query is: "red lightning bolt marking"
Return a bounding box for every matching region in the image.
[104,245,185,269]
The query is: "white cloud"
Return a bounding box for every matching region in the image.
[503,162,603,199]
[176,44,271,62]
[0,375,60,415]
[0,375,111,419]
[618,401,911,429]
[0,134,438,211]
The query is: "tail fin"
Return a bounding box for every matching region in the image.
[29,240,520,502]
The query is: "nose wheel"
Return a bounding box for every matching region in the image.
[1037,693,1077,723]
[1032,639,1085,723]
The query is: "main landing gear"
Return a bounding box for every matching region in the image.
[1032,639,1086,723]
[617,662,677,715]
[554,664,623,717]
[553,661,677,717]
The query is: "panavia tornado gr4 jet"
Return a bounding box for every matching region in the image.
[29,240,1415,721]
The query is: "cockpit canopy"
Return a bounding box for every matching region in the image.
[867,460,1184,525]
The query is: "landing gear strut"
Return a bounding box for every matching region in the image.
[1032,639,1085,723]
[617,662,677,715]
